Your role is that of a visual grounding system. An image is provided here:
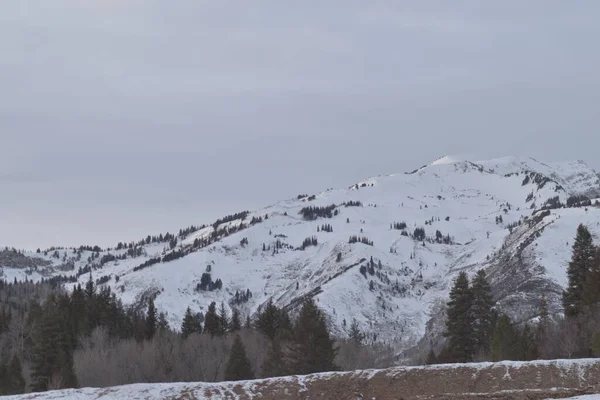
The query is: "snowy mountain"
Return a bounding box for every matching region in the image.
[1,156,600,355]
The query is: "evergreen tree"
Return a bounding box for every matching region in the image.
[425,349,438,365]
[84,273,97,333]
[563,224,596,316]
[255,299,291,340]
[181,307,200,338]
[218,302,230,336]
[261,337,288,378]
[444,271,474,362]
[204,302,220,336]
[157,312,169,332]
[31,296,77,392]
[591,332,600,357]
[348,318,365,345]
[145,297,157,340]
[519,324,538,361]
[536,293,550,354]
[231,308,242,332]
[583,247,600,307]
[2,355,25,395]
[491,315,520,361]
[471,270,495,355]
[224,335,254,381]
[288,298,338,375]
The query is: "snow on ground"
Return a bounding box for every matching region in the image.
[1,156,599,350]
[4,358,600,400]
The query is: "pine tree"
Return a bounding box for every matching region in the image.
[231,308,242,332]
[157,312,169,332]
[348,318,365,345]
[583,247,600,307]
[425,349,438,365]
[31,296,77,391]
[204,302,220,336]
[288,298,338,375]
[145,298,157,340]
[471,270,494,355]
[491,315,520,361]
[444,271,474,362]
[563,224,596,316]
[181,307,195,338]
[261,337,288,378]
[84,273,97,333]
[224,335,254,381]
[2,355,25,395]
[536,293,550,356]
[255,299,290,340]
[218,302,230,336]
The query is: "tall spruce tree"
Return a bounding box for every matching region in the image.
[261,337,288,378]
[491,315,515,361]
[224,335,254,381]
[204,302,220,336]
[157,312,169,332]
[145,297,157,340]
[471,270,495,355]
[288,298,338,375]
[444,271,474,362]
[583,247,600,307]
[563,224,596,316]
[3,355,25,395]
[231,308,242,332]
[181,307,202,338]
[348,318,365,345]
[31,296,77,392]
[255,299,292,340]
[218,302,230,336]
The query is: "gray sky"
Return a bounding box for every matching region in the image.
[1,1,599,250]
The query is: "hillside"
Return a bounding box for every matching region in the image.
[4,358,600,399]
[1,155,600,354]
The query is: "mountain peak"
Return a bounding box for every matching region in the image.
[2,156,600,357]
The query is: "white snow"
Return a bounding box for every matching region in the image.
[1,155,599,350]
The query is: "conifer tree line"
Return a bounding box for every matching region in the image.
[432,224,600,364]
[0,277,390,394]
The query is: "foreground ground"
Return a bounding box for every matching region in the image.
[5,358,600,400]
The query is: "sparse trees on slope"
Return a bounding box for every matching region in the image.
[224,335,254,381]
[563,224,596,316]
[444,271,474,362]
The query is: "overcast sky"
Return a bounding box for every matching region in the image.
[1,1,599,249]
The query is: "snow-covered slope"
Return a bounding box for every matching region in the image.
[1,156,599,352]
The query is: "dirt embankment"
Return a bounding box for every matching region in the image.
[201,359,600,400]
[7,359,600,400]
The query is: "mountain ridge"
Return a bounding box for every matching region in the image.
[1,155,599,357]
